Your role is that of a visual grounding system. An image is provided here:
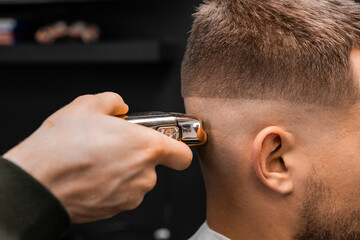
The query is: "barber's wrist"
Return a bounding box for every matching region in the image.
[0,155,70,216]
[0,156,71,239]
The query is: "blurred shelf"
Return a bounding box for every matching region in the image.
[0,41,162,63]
[0,0,112,4]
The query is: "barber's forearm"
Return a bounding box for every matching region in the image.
[0,156,71,240]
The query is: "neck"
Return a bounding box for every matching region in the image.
[204,174,297,240]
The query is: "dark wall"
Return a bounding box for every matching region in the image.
[0,1,205,239]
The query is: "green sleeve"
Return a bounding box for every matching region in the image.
[0,157,71,240]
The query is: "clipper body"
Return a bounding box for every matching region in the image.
[122,112,207,146]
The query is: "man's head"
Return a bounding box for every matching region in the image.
[181,0,360,239]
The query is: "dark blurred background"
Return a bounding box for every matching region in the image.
[0,1,205,239]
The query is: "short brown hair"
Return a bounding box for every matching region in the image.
[181,0,360,106]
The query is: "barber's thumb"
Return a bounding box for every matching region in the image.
[157,135,193,171]
[71,92,129,116]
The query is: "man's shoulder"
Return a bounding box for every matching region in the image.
[189,222,230,240]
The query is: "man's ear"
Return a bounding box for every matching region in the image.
[251,126,295,194]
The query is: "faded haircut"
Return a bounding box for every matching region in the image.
[181,0,360,106]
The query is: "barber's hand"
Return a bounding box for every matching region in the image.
[3,92,193,223]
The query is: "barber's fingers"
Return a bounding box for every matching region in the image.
[155,133,193,171]
[73,92,129,116]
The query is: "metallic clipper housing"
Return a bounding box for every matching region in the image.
[122,112,207,146]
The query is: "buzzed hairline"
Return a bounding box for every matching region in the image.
[181,0,360,107]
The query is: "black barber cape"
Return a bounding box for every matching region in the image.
[0,157,71,240]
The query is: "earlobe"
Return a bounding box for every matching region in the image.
[251,126,294,194]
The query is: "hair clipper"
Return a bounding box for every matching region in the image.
[121,112,207,146]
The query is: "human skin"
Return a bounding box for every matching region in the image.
[3,92,193,223]
[184,49,360,240]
